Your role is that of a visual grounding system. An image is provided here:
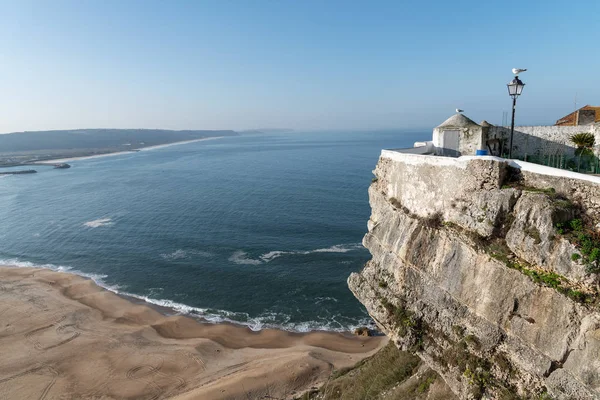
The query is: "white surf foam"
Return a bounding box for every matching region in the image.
[0,257,370,333]
[83,218,113,228]
[0,258,120,292]
[161,249,188,260]
[231,243,364,265]
[259,243,364,262]
[190,250,214,257]
[311,243,363,253]
[228,250,263,265]
[259,250,289,262]
[161,249,214,261]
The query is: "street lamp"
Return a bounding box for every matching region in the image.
[506,75,525,159]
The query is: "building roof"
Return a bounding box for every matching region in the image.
[436,113,480,129]
[555,105,600,126]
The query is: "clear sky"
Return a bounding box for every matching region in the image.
[1,0,599,133]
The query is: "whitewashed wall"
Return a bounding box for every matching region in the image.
[488,124,600,157]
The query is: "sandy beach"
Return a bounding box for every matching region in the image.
[0,266,386,399]
[34,137,225,164]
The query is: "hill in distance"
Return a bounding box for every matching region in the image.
[0,128,238,165]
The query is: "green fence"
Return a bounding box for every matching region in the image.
[503,153,600,174]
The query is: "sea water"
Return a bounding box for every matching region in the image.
[0,130,427,331]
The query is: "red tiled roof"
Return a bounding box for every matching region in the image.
[555,105,600,126]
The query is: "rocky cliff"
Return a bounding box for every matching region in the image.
[349,151,600,399]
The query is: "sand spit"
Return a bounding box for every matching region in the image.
[0,266,385,399]
[34,137,225,164]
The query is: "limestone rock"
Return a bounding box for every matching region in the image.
[506,192,587,282]
[353,327,373,337]
[350,153,600,400]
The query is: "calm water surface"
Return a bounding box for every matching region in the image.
[0,130,427,331]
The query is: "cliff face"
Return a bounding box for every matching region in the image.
[349,151,600,399]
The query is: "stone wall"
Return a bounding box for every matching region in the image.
[381,150,600,222]
[488,124,600,158]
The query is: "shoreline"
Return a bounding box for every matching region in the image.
[0,265,386,399]
[33,136,225,164]
[0,257,367,334]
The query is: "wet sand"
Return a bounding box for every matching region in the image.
[0,266,386,399]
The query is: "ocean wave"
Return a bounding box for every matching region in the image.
[260,243,364,262]
[0,257,120,292]
[314,296,339,304]
[190,250,214,257]
[83,218,113,228]
[119,290,371,332]
[94,286,369,332]
[161,249,214,261]
[0,257,371,333]
[228,250,262,265]
[228,243,364,265]
[160,249,188,260]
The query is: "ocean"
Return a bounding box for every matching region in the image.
[0,130,427,332]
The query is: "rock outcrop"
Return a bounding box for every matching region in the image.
[349,151,600,399]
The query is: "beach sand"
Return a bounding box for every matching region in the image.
[0,266,386,399]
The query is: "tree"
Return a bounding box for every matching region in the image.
[570,133,595,172]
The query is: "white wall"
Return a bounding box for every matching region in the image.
[488,125,599,157]
[381,150,600,185]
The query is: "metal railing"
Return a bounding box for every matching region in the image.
[506,153,600,174]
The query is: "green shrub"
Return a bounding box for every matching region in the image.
[570,218,583,231]
[570,132,595,156]
[393,305,416,336]
[567,290,587,302]
[485,238,595,304]
[318,342,420,400]
[555,218,600,273]
[416,375,436,393]
[554,199,574,210]
[538,390,554,400]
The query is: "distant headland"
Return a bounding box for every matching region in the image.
[0,128,239,167]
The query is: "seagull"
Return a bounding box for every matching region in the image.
[456,109,464,113]
[512,68,527,75]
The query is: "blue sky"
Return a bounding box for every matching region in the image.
[1,0,599,133]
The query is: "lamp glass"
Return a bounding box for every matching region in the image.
[507,77,525,97]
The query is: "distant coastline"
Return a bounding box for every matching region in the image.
[32,136,225,164]
[0,128,238,167]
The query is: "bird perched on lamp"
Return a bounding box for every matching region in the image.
[512,68,527,75]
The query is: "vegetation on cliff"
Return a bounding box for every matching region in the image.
[556,218,600,274]
[301,342,456,400]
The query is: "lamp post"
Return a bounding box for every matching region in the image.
[506,76,525,159]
